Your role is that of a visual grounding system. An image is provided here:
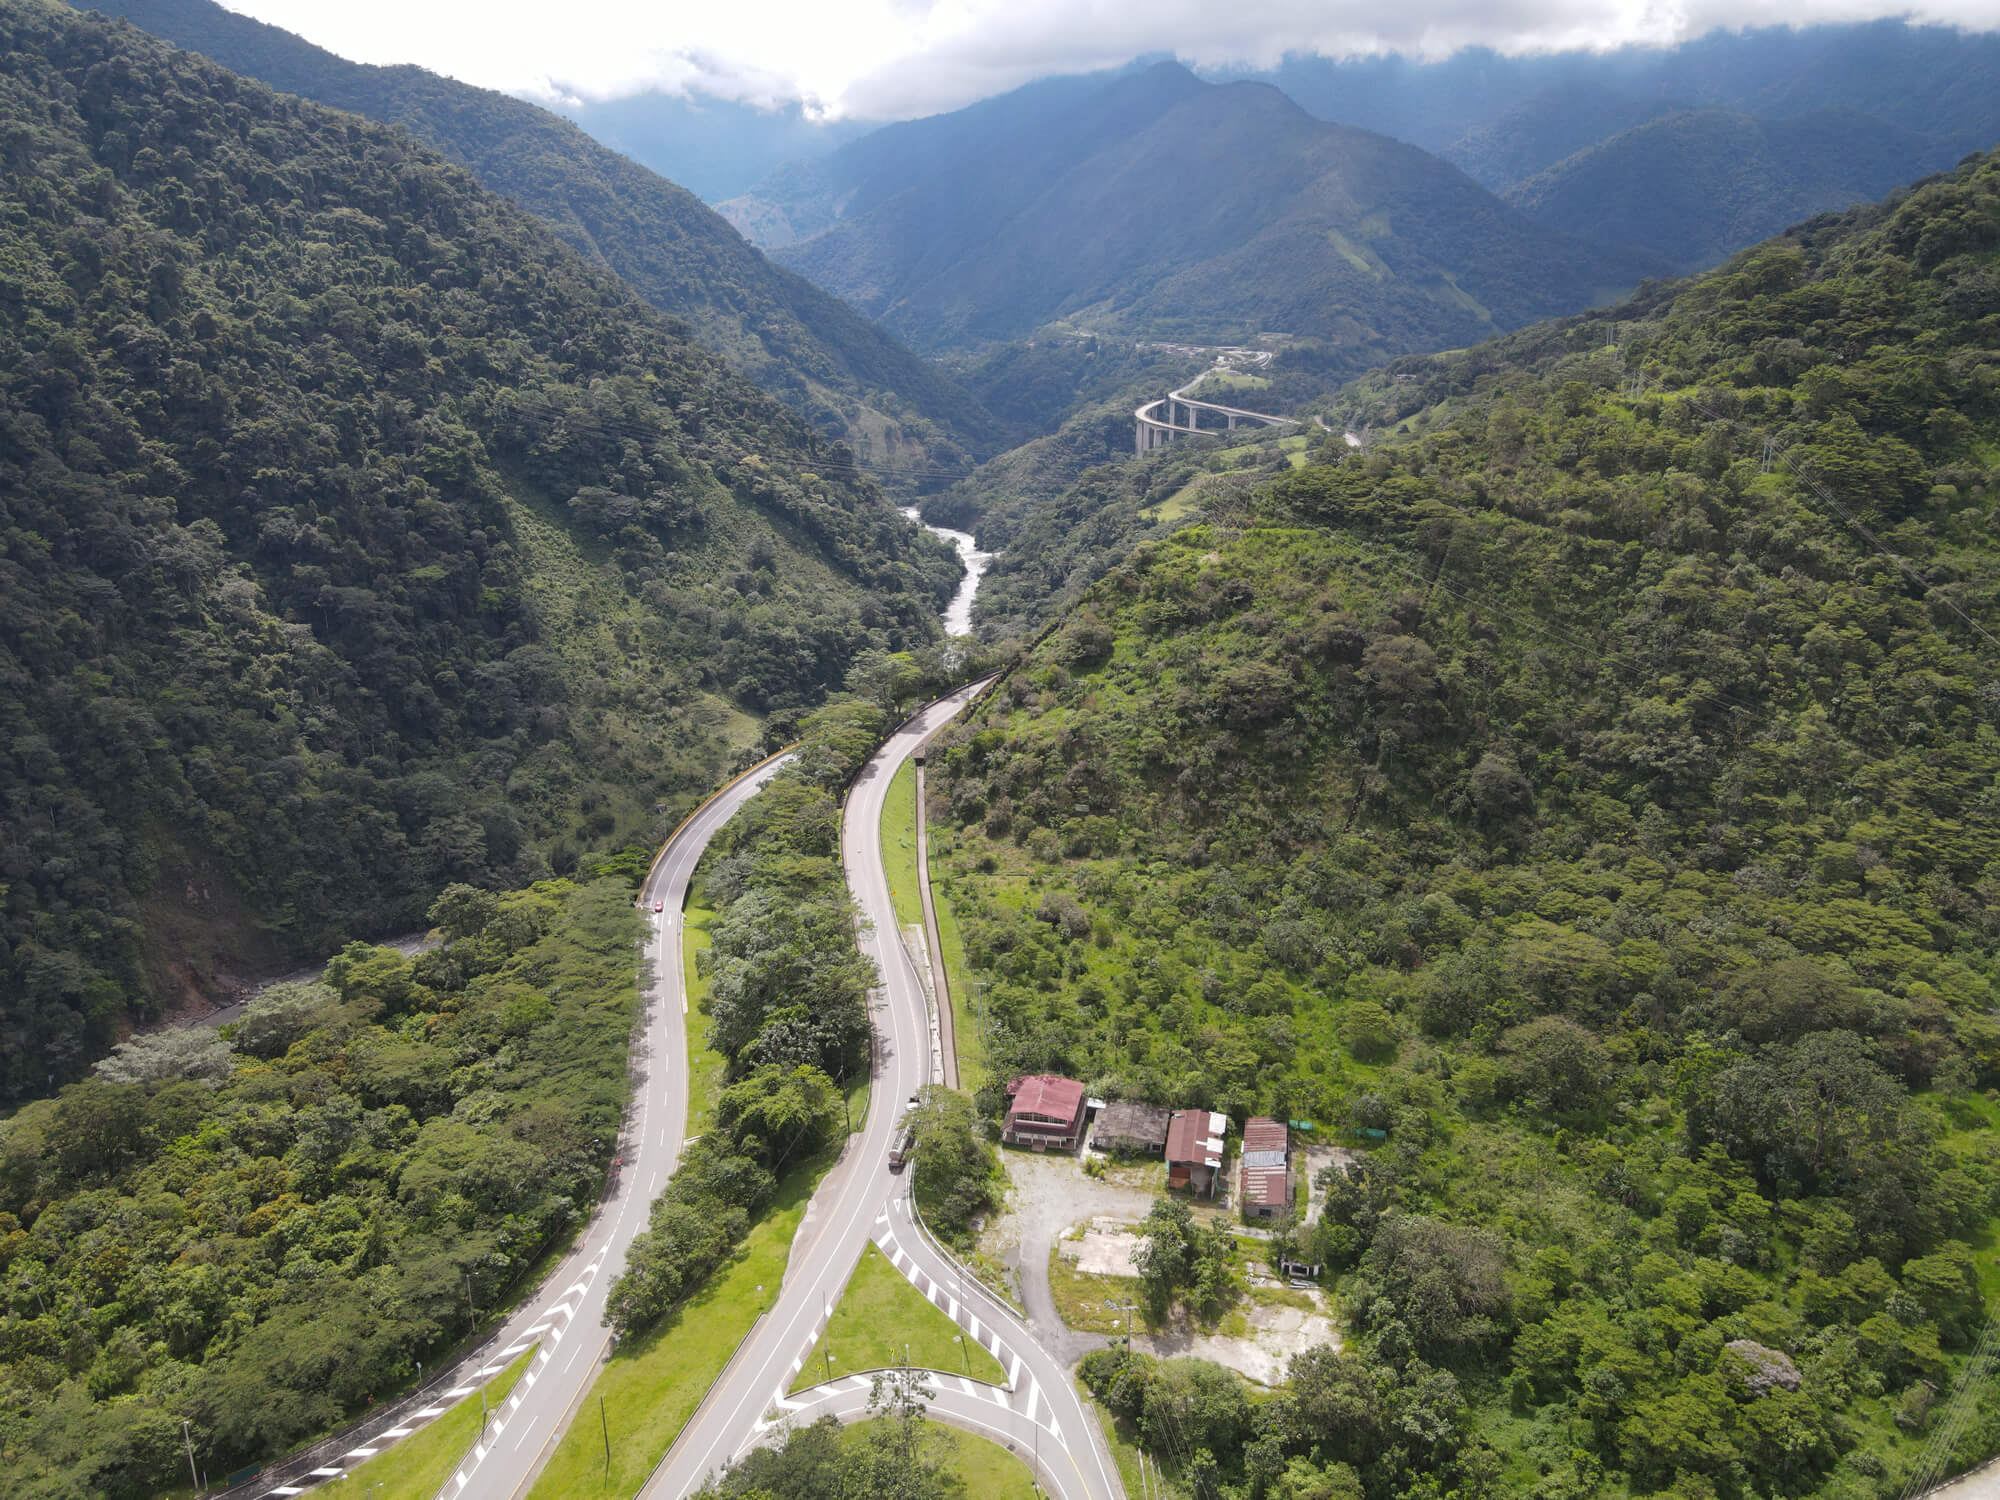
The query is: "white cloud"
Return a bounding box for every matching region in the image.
[221,0,2000,120]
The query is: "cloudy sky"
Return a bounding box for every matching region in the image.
[223,0,2000,119]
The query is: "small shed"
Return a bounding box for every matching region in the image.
[1166,1109,1228,1197]
[1094,1101,1172,1155]
[1002,1074,1088,1152]
[1240,1116,1291,1219]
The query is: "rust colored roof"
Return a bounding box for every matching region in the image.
[1007,1074,1085,1124]
[1166,1109,1227,1166]
[1243,1117,1288,1153]
[1242,1161,1291,1208]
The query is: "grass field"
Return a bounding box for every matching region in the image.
[523,1149,833,1500]
[791,1242,1007,1392]
[1047,1249,1157,1337]
[323,1350,532,1500]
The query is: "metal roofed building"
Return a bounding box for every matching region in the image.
[1002,1074,1088,1152]
[1166,1108,1228,1197]
[1240,1116,1292,1219]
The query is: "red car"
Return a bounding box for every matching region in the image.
[652,899,666,913]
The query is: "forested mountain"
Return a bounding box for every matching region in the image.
[88,0,1000,481]
[1506,109,1966,273]
[733,63,1662,369]
[927,152,2000,1495]
[0,0,959,1102]
[1228,22,2000,275]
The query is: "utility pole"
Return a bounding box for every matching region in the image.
[600,1395,611,1482]
[182,1419,199,1495]
[465,1275,477,1328]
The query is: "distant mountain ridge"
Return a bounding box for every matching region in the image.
[1506,108,1967,272]
[731,63,1664,373]
[92,0,1002,480]
[1225,22,2000,272]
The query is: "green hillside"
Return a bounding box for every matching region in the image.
[90,0,1001,483]
[1507,108,1967,271]
[0,0,957,1101]
[756,64,1664,366]
[926,152,2000,1496]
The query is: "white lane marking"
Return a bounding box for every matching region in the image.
[345,1447,378,1458]
[412,1406,448,1418]
[1008,1355,1023,1388]
[946,1295,960,1321]
[1025,1383,1041,1423]
[382,1427,414,1438]
[443,1387,477,1398]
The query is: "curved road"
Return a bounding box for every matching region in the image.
[641,684,1125,1500]
[439,754,794,1500]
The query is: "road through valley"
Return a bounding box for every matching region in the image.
[639,683,1125,1500]
[443,754,793,1500]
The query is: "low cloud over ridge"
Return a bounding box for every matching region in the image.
[225,0,2000,121]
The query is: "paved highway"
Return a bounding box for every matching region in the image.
[641,684,1125,1500]
[438,754,793,1500]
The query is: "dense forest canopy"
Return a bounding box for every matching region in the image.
[0,0,959,1101]
[927,150,2000,1496]
[92,0,1003,485]
[0,874,644,1497]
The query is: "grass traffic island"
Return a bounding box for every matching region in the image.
[323,1349,533,1500]
[881,757,924,933]
[791,1242,1008,1393]
[523,1148,834,1500]
[851,1417,1043,1499]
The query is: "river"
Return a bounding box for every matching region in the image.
[902,506,992,636]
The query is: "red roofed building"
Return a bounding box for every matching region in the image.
[1003,1074,1087,1152]
[1166,1109,1228,1197]
[1239,1116,1291,1219]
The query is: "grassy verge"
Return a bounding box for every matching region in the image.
[844,1418,1041,1499]
[881,758,923,932]
[682,890,724,1136]
[324,1350,532,1500]
[790,1242,1006,1393]
[523,1148,836,1500]
[931,883,986,1090]
[1091,1398,1185,1500]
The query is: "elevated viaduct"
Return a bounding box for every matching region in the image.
[1135,377,1299,453]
